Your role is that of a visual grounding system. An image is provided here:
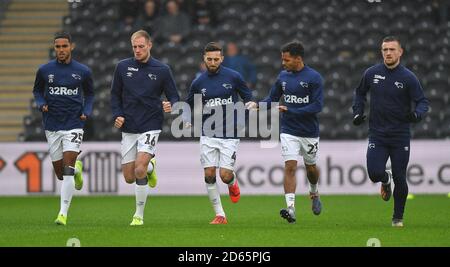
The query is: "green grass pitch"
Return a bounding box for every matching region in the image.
[0,195,449,247]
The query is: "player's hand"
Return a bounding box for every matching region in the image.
[405,111,420,123]
[41,105,48,112]
[115,116,125,129]
[278,105,288,112]
[245,101,258,110]
[353,114,366,126]
[162,101,172,113]
[80,114,87,121]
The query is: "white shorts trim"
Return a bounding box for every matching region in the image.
[280,133,319,165]
[45,129,84,162]
[121,130,161,164]
[200,136,239,170]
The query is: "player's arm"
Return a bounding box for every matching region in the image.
[110,64,125,128]
[162,68,180,113]
[406,75,429,123]
[182,79,200,128]
[352,69,370,125]
[282,77,324,115]
[32,68,48,112]
[81,69,95,121]
[260,76,283,109]
[235,72,257,109]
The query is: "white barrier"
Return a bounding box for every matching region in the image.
[0,140,449,195]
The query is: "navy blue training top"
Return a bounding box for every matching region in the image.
[186,66,254,138]
[352,63,429,138]
[262,65,324,138]
[110,57,180,133]
[33,59,95,131]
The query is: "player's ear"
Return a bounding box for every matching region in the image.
[70,42,75,51]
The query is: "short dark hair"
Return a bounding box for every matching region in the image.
[281,41,304,58]
[204,42,223,54]
[54,31,72,43]
[382,36,402,48]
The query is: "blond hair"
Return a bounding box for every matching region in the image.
[131,30,151,42]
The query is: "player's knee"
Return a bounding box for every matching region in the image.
[134,165,147,179]
[367,170,384,183]
[124,176,135,184]
[219,171,233,183]
[204,176,216,184]
[204,168,216,178]
[63,165,75,176]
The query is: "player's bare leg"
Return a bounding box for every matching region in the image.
[220,168,240,203]
[205,167,226,224]
[280,160,297,223]
[122,162,136,184]
[52,160,63,180]
[306,164,322,215]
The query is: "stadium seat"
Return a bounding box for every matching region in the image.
[21,0,447,141]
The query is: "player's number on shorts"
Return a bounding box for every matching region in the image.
[307,142,318,154]
[145,134,156,146]
[70,132,83,144]
[231,152,236,161]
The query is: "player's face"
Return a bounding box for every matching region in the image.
[204,51,223,73]
[54,38,73,63]
[132,36,152,62]
[381,41,403,67]
[281,52,301,72]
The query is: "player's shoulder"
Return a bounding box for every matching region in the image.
[362,63,384,78]
[366,63,384,73]
[148,57,171,70]
[37,59,57,71]
[398,65,419,79]
[221,66,243,79]
[71,59,92,74]
[190,75,202,88]
[116,57,134,67]
[304,65,323,81]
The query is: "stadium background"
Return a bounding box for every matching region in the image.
[0,0,449,248]
[0,0,448,142]
[0,0,449,194]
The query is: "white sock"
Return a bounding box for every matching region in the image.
[285,193,295,208]
[59,175,75,216]
[309,182,318,194]
[147,161,154,173]
[134,184,148,218]
[206,182,225,217]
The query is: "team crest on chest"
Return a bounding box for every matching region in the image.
[299,81,309,88]
[72,73,81,80]
[148,73,157,80]
[394,81,404,88]
[48,74,54,83]
[222,83,232,89]
[201,88,207,96]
